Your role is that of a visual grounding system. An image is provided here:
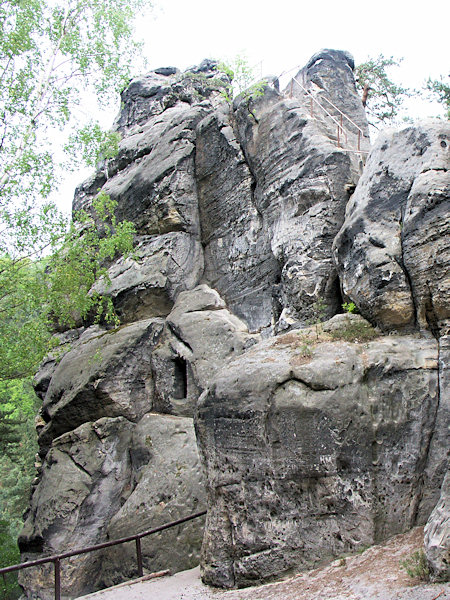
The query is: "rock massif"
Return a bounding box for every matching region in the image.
[19,49,449,598]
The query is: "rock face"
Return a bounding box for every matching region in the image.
[19,49,449,598]
[333,121,450,334]
[196,321,440,587]
[424,472,450,581]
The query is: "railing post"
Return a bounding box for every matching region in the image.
[0,510,206,598]
[290,79,293,98]
[54,558,61,600]
[337,125,340,148]
[358,130,361,152]
[136,537,143,577]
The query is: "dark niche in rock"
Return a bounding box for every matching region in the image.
[19,49,449,598]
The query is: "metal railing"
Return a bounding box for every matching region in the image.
[288,76,369,155]
[0,509,207,600]
[235,61,370,158]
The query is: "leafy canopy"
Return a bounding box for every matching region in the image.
[0,0,152,382]
[0,0,149,208]
[424,75,450,119]
[355,54,413,129]
[217,55,266,103]
[0,194,135,382]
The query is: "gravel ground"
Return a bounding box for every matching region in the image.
[82,528,449,600]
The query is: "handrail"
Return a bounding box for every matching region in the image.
[0,509,207,600]
[289,76,368,155]
[240,63,369,156]
[319,94,365,137]
[291,76,350,141]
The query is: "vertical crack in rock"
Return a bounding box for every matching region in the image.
[409,345,441,527]
[398,182,420,331]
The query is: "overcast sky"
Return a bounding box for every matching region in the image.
[143,0,448,90]
[57,0,449,212]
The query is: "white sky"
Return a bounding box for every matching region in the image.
[57,0,449,212]
[144,0,448,89]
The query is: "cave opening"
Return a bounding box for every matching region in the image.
[173,356,188,399]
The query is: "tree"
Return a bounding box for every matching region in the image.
[355,54,413,129]
[0,0,153,381]
[0,0,150,210]
[0,194,135,382]
[424,75,450,119]
[0,379,39,599]
[217,55,266,103]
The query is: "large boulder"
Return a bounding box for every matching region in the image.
[333,120,450,334]
[196,320,440,587]
[19,417,134,599]
[36,318,164,457]
[99,413,206,588]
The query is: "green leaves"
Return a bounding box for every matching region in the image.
[0,0,151,210]
[424,75,450,119]
[355,54,413,128]
[0,379,39,588]
[0,193,135,381]
[65,122,121,167]
[217,55,266,103]
[0,0,150,382]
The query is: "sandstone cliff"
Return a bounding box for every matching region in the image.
[19,50,449,598]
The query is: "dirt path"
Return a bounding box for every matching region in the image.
[82,528,449,600]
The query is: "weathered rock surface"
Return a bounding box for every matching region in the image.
[20,417,135,599]
[37,318,164,457]
[195,103,279,332]
[196,324,440,587]
[99,413,206,588]
[333,120,450,334]
[290,49,370,155]
[20,413,207,599]
[424,472,450,581]
[20,49,449,599]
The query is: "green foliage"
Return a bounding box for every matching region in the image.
[0,380,38,598]
[0,380,38,523]
[0,0,151,211]
[400,550,430,581]
[308,298,328,340]
[0,520,21,599]
[355,54,413,128]
[0,192,135,381]
[65,123,122,168]
[297,337,313,358]
[217,55,266,103]
[0,0,146,382]
[330,317,378,343]
[342,301,357,314]
[178,70,230,102]
[424,75,450,119]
